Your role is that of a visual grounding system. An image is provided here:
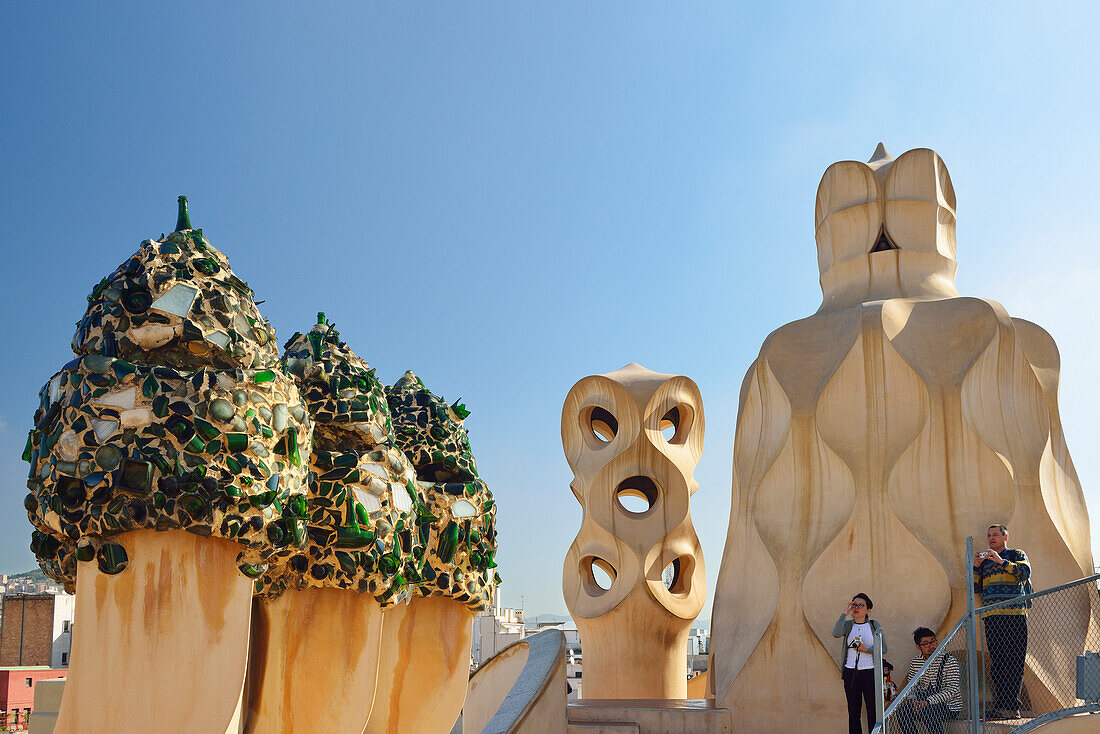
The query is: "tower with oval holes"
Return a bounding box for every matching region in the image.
[561,362,706,699]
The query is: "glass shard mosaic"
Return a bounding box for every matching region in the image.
[24,202,498,613]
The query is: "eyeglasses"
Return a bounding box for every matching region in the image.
[918,639,938,647]
[851,603,867,608]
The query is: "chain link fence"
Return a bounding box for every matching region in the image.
[875,540,1100,734]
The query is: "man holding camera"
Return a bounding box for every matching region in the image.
[973,524,1031,720]
[897,628,962,734]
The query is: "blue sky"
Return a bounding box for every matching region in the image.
[2,2,1098,617]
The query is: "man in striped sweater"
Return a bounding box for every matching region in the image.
[897,628,963,734]
[973,523,1031,720]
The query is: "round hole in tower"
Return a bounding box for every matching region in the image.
[586,406,618,443]
[659,404,693,445]
[581,556,617,595]
[614,475,658,515]
[661,555,693,596]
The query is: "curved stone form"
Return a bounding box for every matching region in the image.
[462,629,567,734]
[561,363,706,699]
[710,146,1096,733]
[366,373,497,734]
[364,596,476,734]
[55,531,253,734]
[249,317,420,734]
[245,587,385,734]
[27,199,297,734]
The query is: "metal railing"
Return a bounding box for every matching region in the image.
[872,538,1100,734]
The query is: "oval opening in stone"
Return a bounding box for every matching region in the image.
[661,406,679,441]
[615,475,658,515]
[584,556,616,594]
[662,558,680,591]
[661,556,692,595]
[588,406,617,443]
[659,404,693,445]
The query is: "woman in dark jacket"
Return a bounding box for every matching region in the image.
[832,593,887,734]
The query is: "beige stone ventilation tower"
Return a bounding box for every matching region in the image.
[562,363,706,699]
[710,146,1095,733]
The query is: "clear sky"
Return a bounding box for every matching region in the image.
[2,2,1099,618]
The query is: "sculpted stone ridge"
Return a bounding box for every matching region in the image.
[711,146,1095,734]
[73,229,280,370]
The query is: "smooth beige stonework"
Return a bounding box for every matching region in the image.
[54,530,252,734]
[464,642,531,733]
[562,364,706,699]
[710,146,1095,733]
[463,629,568,734]
[244,588,383,733]
[29,679,65,734]
[365,596,475,734]
[566,700,731,733]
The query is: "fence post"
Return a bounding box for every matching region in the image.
[874,626,886,733]
[965,536,981,734]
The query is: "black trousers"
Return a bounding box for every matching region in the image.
[896,701,958,734]
[842,667,876,734]
[985,614,1028,711]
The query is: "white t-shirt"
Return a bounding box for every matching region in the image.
[845,621,875,670]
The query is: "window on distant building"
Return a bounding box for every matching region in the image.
[62,620,70,633]
[61,652,69,666]
[25,678,32,687]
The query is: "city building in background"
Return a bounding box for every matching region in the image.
[470,595,526,669]
[0,667,67,730]
[0,594,74,669]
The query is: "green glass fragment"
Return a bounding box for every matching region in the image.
[143,374,159,398]
[97,543,129,574]
[335,524,374,549]
[239,562,267,579]
[437,521,459,564]
[226,433,248,452]
[287,429,301,467]
[194,418,220,441]
[253,370,276,384]
[112,360,136,377]
[175,195,192,232]
[286,495,307,518]
[336,551,356,575]
[21,431,33,463]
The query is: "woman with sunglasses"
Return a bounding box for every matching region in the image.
[832,593,888,734]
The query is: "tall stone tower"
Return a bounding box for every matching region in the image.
[710,146,1094,732]
[562,363,706,699]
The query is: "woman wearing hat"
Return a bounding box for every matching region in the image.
[833,593,888,734]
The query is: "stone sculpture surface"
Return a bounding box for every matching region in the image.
[26,198,310,734]
[710,146,1094,733]
[562,363,706,699]
[24,198,499,734]
[365,372,497,733]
